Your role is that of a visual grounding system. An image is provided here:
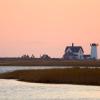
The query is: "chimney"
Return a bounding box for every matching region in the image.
[72,43,74,47]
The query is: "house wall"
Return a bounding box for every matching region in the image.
[78,49,84,59]
[73,49,84,60]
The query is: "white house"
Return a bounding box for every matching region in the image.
[63,43,84,60]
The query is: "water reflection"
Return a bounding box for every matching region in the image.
[0,66,73,73]
[0,66,100,73]
[0,79,100,100]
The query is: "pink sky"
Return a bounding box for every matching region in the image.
[0,0,100,58]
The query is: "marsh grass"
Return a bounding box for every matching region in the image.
[0,58,100,66]
[0,68,100,85]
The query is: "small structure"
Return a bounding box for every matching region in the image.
[40,54,51,60]
[83,55,91,60]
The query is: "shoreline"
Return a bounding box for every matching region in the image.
[0,68,100,86]
[0,58,100,66]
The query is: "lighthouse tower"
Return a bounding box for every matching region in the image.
[90,43,98,59]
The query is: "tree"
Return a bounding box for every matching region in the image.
[21,54,30,59]
[31,54,35,59]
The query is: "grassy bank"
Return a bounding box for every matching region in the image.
[0,68,100,86]
[0,58,100,66]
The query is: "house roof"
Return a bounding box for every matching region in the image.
[84,55,90,57]
[65,46,84,53]
[91,43,98,46]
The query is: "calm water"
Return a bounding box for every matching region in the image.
[0,79,100,100]
[0,66,98,73]
[0,66,100,100]
[0,66,70,73]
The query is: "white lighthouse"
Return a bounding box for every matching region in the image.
[90,43,98,59]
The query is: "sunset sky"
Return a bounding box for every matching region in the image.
[0,0,100,58]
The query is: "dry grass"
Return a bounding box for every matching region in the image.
[0,58,100,66]
[0,68,100,85]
